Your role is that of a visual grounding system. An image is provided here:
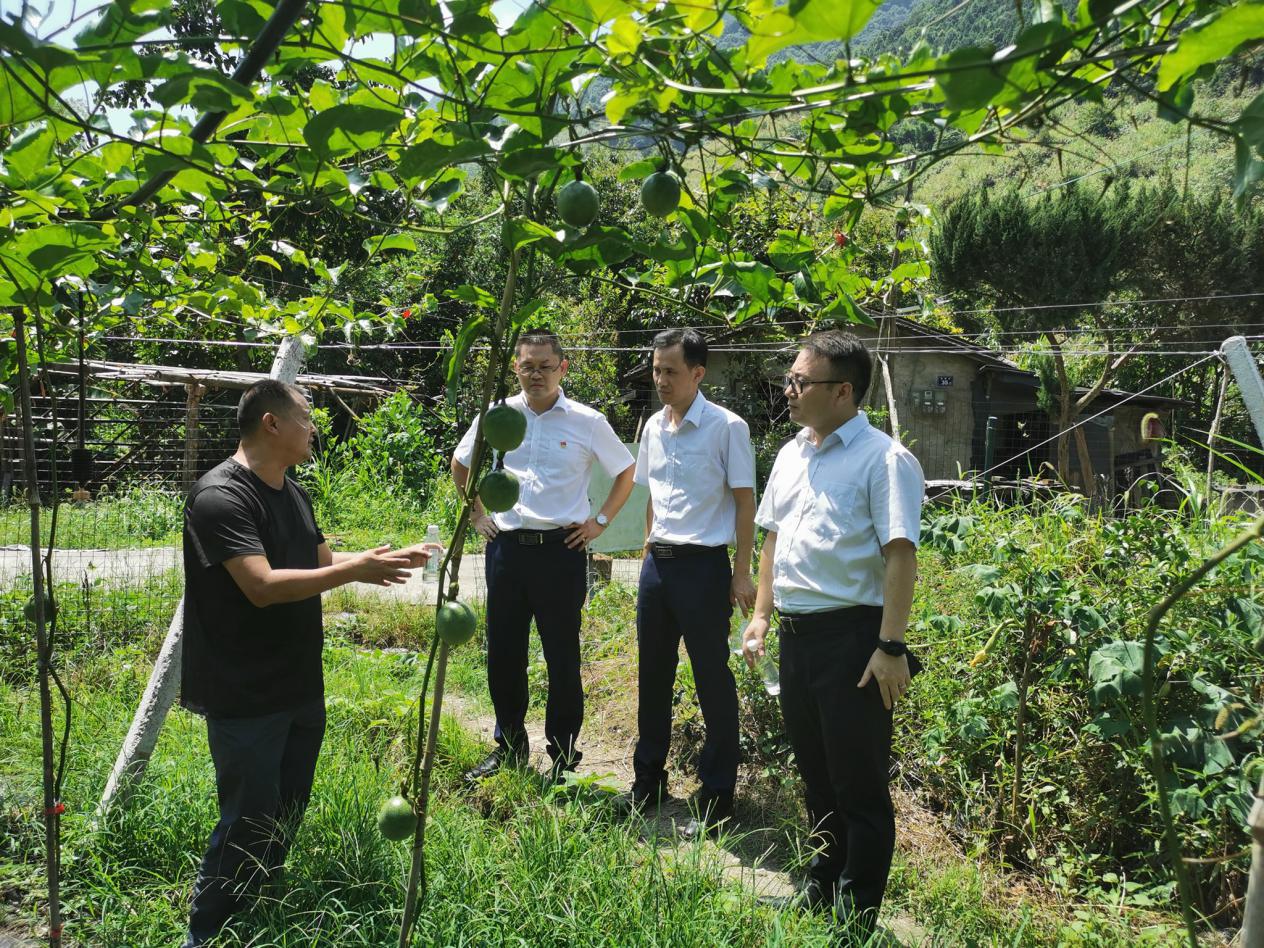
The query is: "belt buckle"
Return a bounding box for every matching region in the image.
[520,531,544,546]
[654,544,674,559]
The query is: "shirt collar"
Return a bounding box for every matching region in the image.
[513,388,570,416]
[680,391,708,428]
[796,410,870,450]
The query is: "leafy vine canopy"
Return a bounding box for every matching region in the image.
[1,0,1262,398]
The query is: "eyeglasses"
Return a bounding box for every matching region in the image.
[516,363,560,378]
[783,374,847,396]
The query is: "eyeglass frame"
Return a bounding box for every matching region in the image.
[782,373,849,396]
[515,361,563,378]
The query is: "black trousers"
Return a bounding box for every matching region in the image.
[484,532,587,764]
[778,606,894,928]
[633,546,739,796]
[187,697,325,944]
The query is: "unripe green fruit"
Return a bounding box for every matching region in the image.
[377,795,416,841]
[436,600,478,647]
[483,404,526,452]
[556,180,599,228]
[640,171,681,217]
[479,470,520,513]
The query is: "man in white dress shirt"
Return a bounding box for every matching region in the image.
[452,329,635,782]
[744,329,924,938]
[619,329,757,837]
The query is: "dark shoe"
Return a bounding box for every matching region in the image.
[463,743,527,783]
[791,876,838,914]
[546,755,578,787]
[680,792,734,840]
[613,780,673,818]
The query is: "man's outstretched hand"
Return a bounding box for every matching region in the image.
[349,546,414,586]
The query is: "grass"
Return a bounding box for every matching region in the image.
[2,492,1248,946]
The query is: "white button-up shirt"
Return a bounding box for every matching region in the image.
[635,392,756,547]
[455,389,633,530]
[755,411,924,613]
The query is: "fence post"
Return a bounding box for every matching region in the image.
[1221,336,1264,948]
[181,383,205,494]
[99,336,306,816]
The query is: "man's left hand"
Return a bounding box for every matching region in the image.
[565,518,604,549]
[395,544,433,569]
[730,573,756,616]
[858,649,911,711]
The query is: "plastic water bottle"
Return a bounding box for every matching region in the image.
[728,626,746,655]
[746,641,780,696]
[422,525,442,582]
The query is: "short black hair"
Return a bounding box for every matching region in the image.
[237,379,305,437]
[802,330,871,405]
[516,327,564,360]
[651,328,708,368]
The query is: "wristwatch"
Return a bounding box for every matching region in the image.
[876,638,908,657]
[595,513,609,527]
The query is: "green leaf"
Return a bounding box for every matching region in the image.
[1157,3,1264,92]
[742,0,881,65]
[153,70,254,112]
[445,314,487,405]
[1234,90,1264,156]
[397,139,491,184]
[1233,137,1264,204]
[606,15,641,56]
[498,147,567,179]
[937,47,1006,112]
[1088,640,1147,706]
[0,125,58,188]
[303,104,402,159]
[445,285,498,309]
[502,217,558,251]
[364,234,417,255]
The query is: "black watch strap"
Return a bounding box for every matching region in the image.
[876,638,908,657]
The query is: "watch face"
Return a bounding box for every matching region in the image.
[596,514,608,526]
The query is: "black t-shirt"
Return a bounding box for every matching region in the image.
[181,459,326,718]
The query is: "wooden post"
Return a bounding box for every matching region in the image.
[99,337,306,816]
[181,383,206,493]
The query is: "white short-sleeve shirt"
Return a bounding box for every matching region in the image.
[455,389,634,530]
[755,411,924,613]
[634,392,756,548]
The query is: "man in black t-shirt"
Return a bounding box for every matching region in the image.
[181,380,430,948]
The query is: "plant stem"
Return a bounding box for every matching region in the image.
[397,185,525,946]
[14,309,62,948]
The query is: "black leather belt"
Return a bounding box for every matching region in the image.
[649,543,725,559]
[503,528,568,545]
[776,605,882,635]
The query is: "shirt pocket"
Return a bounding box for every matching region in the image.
[542,436,581,480]
[809,483,860,539]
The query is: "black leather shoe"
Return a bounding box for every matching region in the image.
[613,780,673,818]
[680,792,734,840]
[791,876,838,914]
[463,743,528,783]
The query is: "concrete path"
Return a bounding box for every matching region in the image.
[0,546,643,603]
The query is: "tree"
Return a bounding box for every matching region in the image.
[932,183,1148,484]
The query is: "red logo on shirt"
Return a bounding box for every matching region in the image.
[559,441,567,448]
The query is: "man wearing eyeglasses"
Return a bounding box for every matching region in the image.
[452,328,635,784]
[743,330,924,940]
